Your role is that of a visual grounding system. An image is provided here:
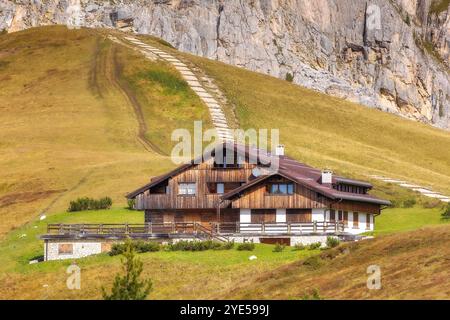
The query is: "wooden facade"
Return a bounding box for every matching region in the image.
[131,145,386,226]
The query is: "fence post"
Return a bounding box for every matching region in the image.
[287,223,291,234]
[335,222,338,232]
[313,221,317,233]
[262,222,265,233]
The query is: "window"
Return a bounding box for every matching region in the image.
[58,243,73,255]
[353,212,359,228]
[217,183,224,194]
[330,210,336,222]
[338,210,343,221]
[268,183,294,195]
[343,211,348,227]
[366,214,371,229]
[178,183,196,195]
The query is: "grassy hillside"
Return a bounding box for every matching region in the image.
[133,36,450,197]
[0,26,210,237]
[0,26,450,299]
[224,224,450,300]
[0,206,447,299]
[0,207,319,299]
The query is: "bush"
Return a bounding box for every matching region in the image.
[307,242,322,250]
[292,243,306,251]
[442,203,450,219]
[303,256,323,270]
[422,199,442,209]
[273,243,286,252]
[127,199,135,210]
[302,288,323,300]
[217,241,235,250]
[236,241,255,251]
[285,72,294,82]
[326,236,340,248]
[166,240,229,252]
[68,196,112,212]
[402,198,416,208]
[109,241,160,256]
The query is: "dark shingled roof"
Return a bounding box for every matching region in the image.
[127,143,391,206]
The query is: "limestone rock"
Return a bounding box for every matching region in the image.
[0,0,448,129]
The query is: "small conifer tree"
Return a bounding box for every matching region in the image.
[102,240,152,300]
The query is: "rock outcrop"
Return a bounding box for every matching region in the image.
[1,0,449,129]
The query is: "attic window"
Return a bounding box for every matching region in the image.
[268,183,294,195]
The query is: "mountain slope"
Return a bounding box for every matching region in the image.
[1,26,449,240]
[223,224,450,300]
[1,0,449,129]
[0,26,209,237]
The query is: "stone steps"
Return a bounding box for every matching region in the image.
[124,36,233,142]
[369,175,450,203]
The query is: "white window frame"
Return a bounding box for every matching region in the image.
[178,183,196,195]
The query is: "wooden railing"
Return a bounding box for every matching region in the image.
[211,221,345,234]
[47,221,344,237]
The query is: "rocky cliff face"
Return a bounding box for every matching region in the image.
[1,0,449,129]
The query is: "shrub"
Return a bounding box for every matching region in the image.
[127,199,135,210]
[134,241,160,253]
[303,256,323,270]
[237,241,255,251]
[307,242,322,250]
[302,288,323,300]
[166,240,226,252]
[442,203,450,219]
[402,198,416,208]
[422,199,442,209]
[326,236,340,248]
[285,72,294,82]
[273,243,286,252]
[217,241,235,250]
[109,241,160,256]
[67,196,112,212]
[292,243,306,251]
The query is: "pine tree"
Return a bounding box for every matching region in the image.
[102,240,152,300]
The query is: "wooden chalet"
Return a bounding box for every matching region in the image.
[40,143,390,260]
[127,143,390,239]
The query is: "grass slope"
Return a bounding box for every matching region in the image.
[135,38,450,197]
[1,27,450,299]
[0,207,318,299]
[224,224,450,300]
[0,26,210,237]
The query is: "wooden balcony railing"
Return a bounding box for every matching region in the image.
[46,221,344,237]
[211,221,344,234]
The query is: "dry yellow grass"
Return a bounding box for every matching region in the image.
[136,38,450,197]
[224,224,450,300]
[0,26,210,237]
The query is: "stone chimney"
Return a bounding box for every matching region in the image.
[322,169,333,185]
[275,144,285,156]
